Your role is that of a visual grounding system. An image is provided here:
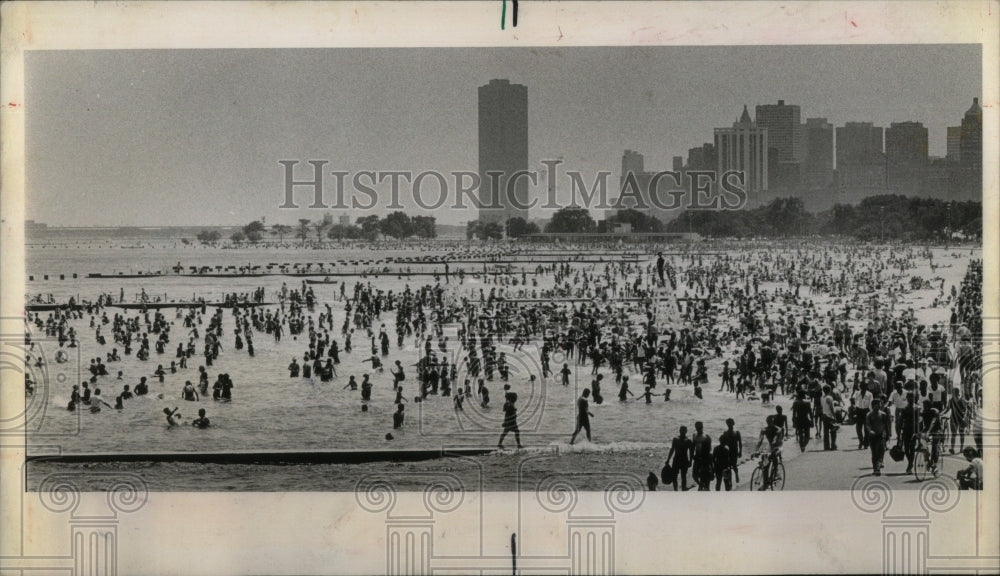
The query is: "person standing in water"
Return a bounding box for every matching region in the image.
[182,380,199,401]
[618,375,634,401]
[591,374,604,404]
[560,363,571,387]
[89,388,113,413]
[192,408,211,428]
[393,404,405,429]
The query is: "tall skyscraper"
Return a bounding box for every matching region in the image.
[885,121,928,193]
[715,105,769,198]
[755,100,802,162]
[960,97,982,173]
[958,97,982,200]
[618,150,654,216]
[946,126,962,161]
[802,117,834,190]
[478,79,529,225]
[756,100,803,191]
[836,122,885,194]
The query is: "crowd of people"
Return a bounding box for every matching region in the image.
[24,240,985,490]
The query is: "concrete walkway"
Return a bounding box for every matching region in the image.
[740,435,970,490]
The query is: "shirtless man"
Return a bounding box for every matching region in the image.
[569,389,594,445]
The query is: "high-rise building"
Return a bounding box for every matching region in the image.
[614,150,678,225]
[957,97,983,200]
[617,150,654,213]
[755,100,803,191]
[946,126,962,162]
[622,149,645,176]
[802,117,834,190]
[478,79,529,225]
[714,105,769,198]
[338,214,350,226]
[885,121,928,194]
[836,122,885,195]
[960,97,982,172]
[686,143,716,172]
[755,100,802,162]
[923,157,960,201]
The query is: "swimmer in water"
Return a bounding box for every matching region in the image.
[344,375,358,390]
[192,408,211,428]
[182,380,199,401]
[89,388,113,413]
[163,407,181,426]
[637,386,663,403]
[393,404,405,429]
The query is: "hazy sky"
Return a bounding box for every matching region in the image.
[26,45,981,226]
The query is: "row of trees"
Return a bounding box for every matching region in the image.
[466,208,661,238]
[664,196,982,240]
[195,212,436,245]
[466,217,540,240]
[195,196,981,245]
[525,197,980,241]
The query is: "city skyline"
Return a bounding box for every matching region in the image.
[26,45,981,226]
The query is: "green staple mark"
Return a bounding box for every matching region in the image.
[501,0,506,30]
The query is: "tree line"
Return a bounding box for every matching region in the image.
[195,212,437,245]
[663,195,982,241]
[467,196,980,241]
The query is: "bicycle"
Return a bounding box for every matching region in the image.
[938,411,952,451]
[750,450,785,491]
[912,432,941,481]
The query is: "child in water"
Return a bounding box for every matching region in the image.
[163,407,181,426]
[637,386,663,403]
[192,408,211,429]
[393,404,405,429]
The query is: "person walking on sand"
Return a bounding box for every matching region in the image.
[666,426,692,491]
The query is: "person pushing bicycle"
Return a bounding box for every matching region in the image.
[920,402,944,474]
[754,415,784,490]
